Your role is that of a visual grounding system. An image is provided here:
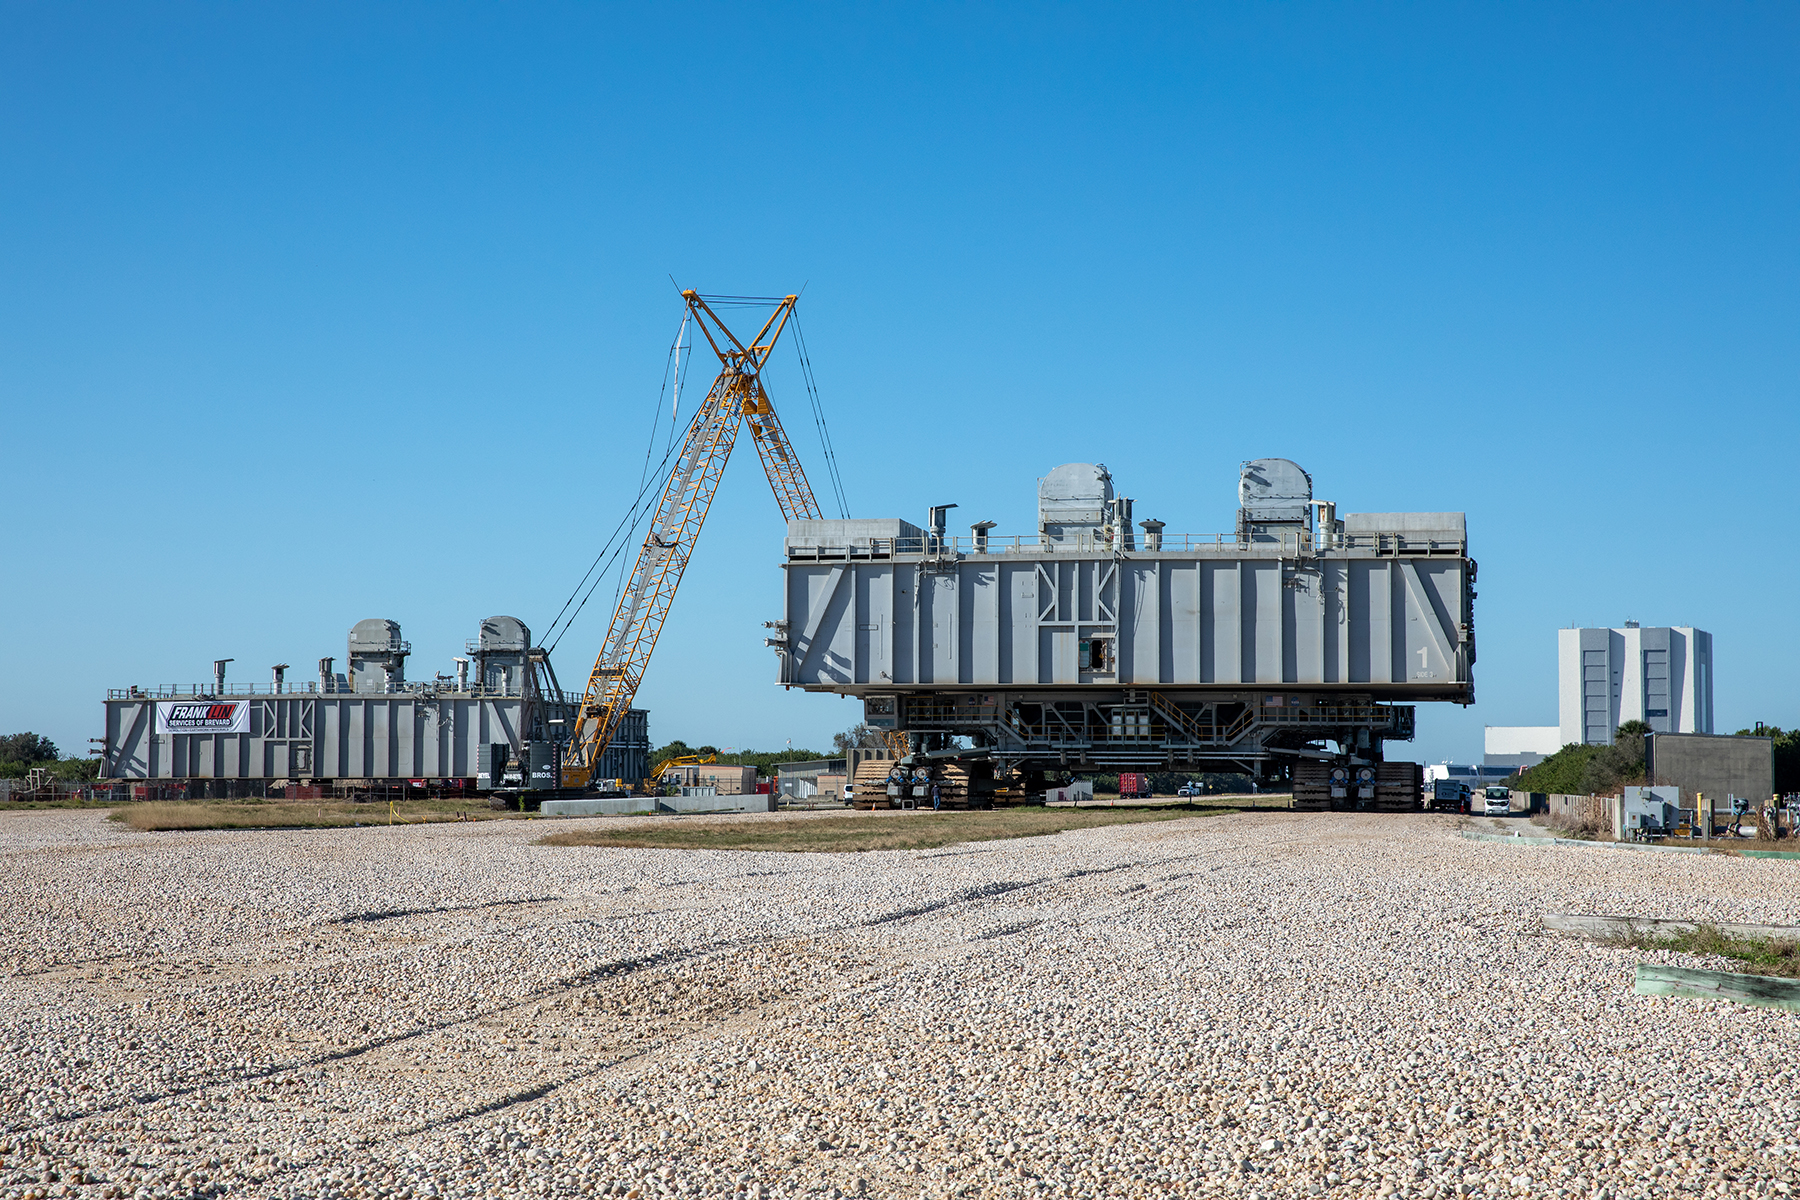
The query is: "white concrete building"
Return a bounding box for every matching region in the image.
[1558,624,1712,747]
[1483,726,1562,770]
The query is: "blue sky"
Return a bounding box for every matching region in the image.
[4,2,1796,765]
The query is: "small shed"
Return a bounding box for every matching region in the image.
[777,758,849,801]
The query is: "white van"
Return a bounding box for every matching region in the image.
[1483,785,1512,816]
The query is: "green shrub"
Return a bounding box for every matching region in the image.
[1510,721,1649,796]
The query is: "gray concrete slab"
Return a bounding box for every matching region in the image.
[539,793,778,818]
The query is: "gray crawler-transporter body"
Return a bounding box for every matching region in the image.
[100,617,649,797]
[771,460,1474,807]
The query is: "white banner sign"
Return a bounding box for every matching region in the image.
[156,700,251,735]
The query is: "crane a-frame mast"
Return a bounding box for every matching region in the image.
[561,291,821,786]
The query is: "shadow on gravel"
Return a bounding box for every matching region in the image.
[330,896,561,924]
[538,805,1231,853]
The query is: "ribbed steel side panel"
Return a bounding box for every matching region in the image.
[781,553,1472,696]
[103,695,654,782]
[315,697,532,779]
[595,710,650,784]
[107,695,520,781]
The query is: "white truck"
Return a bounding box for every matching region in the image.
[1482,785,1512,816]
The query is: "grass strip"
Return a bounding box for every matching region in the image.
[1609,922,1800,980]
[111,800,512,831]
[539,804,1228,853]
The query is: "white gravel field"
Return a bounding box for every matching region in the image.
[0,807,1796,1200]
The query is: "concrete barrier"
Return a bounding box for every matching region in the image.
[1543,913,1800,940]
[1633,964,1800,1013]
[539,793,778,818]
[1458,830,1712,855]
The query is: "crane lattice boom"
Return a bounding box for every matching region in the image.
[562,291,820,786]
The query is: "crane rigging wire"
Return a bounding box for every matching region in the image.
[604,316,693,641]
[539,368,679,650]
[559,288,828,785]
[543,438,681,654]
[542,441,679,653]
[539,315,692,651]
[791,312,849,519]
[544,293,843,659]
[593,331,691,658]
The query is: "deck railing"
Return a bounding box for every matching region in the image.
[785,530,1467,560]
[107,682,587,703]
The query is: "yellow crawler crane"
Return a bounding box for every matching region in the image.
[561,292,821,787]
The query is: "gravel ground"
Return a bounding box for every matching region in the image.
[1,807,1796,1200]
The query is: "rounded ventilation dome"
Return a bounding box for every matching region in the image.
[479,615,531,651]
[1039,463,1114,508]
[1238,458,1312,524]
[348,618,404,650]
[1238,458,1312,505]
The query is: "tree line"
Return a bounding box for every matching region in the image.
[0,733,100,781]
[647,740,834,778]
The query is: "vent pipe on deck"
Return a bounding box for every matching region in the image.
[1138,519,1165,552]
[212,658,233,695]
[1310,501,1340,552]
[272,663,288,692]
[1113,498,1135,550]
[454,656,469,690]
[319,657,334,692]
[970,520,996,553]
[928,504,958,551]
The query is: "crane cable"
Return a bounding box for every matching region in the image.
[540,317,691,652]
[790,312,849,519]
[544,297,847,654]
[542,435,682,655]
[538,346,681,651]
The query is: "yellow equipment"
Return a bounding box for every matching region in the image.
[562,292,822,787]
[644,753,718,793]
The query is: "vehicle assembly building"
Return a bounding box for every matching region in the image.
[772,459,1475,808]
[99,617,648,796]
[1559,623,1713,746]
